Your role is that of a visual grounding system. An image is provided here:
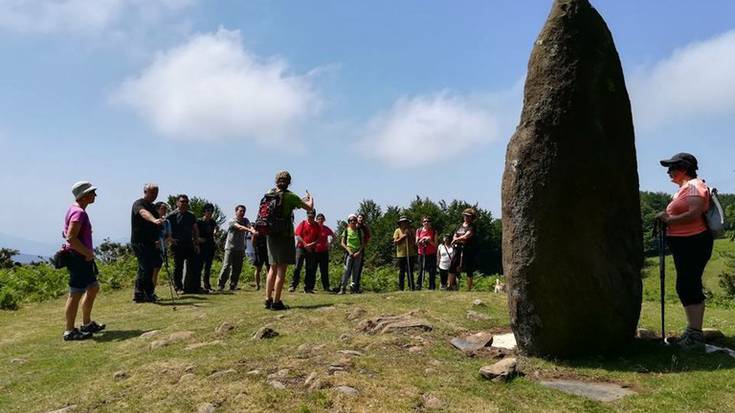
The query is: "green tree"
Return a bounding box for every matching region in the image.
[0,248,19,268]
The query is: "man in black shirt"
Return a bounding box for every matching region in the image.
[131,183,164,303]
[195,203,218,291]
[168,194,201,293]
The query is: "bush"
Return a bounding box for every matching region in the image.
[719,272,735,298]
[0,287,19,310]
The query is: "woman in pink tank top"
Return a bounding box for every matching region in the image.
[656,153,713,351]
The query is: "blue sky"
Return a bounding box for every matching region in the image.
[1,0,734,253]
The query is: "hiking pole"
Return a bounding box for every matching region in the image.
[654,219,666,342]
[162,250,178,310]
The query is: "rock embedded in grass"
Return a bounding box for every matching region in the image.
[479,357,519,382]
[112,370,127,380]
[422,393,444,410]
[472,299,486,307]
[215,322,235,334]
[9,358,27,364]
[139,330,160,339]
[466,310,491,321]
[337,350,364,357]
[346,307,367,321]
[538,379,637,402]
[334,385,359,396]
[268,380,286,390]
[358,313,433,335]
[197,402,216,413]
[177,373,196,384]
[207,369,237,380]
[252,327,279,340]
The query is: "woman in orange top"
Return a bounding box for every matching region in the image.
[656,152,713,351]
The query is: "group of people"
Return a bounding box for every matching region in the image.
[59,155,716,353]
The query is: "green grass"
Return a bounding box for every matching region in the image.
[2,283,735,413]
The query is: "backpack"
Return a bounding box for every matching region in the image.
[254,190,288,236]
[705,187,726,239]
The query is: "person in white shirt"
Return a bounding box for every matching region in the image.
[437,235,453,291]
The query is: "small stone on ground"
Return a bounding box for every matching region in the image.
[337,350,364,357]
[113,370,127,380]
[268,380,286,389]
[252,327,279,340]
[140,330,160,339]
[334,385,359,396]
[422,393,444,410]
[539,379,637,402]
[479,357,518,382]
[198,402,216,413]
[46,406,77,413]
[472,299,486,307]
[215,322,235,334]
[207,369,236,380]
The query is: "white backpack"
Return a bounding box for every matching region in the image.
[705,187,726,238]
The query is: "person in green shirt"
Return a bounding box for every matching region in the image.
[393,216,417,290]
[264,171,314,311]
[338,214,365,294]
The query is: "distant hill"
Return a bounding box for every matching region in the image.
[0,232,58,257]
[13,253,49,265]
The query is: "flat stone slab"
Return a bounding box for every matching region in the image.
[450,332,494,353]
[539,379,636,402]
[490,333,517,351]
[705,344,735,358]
[357,314,432,335]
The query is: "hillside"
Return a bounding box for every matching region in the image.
[2,286,735,413]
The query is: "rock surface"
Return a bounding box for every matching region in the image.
[466,310,490,321]
[501,0,642,357]
[46,406,77,413]
[479,357,518,382]
[421,394,444,410]
[539,379,636,402]
[334,385,359,396]
[197,403,216,413]
[215,322,235,334]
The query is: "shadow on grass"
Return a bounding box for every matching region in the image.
[554,339,735,374]
[93,329,145,342]
[288,303,339,310]
[151,299,201,307]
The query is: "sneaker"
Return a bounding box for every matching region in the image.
[288,286,296,293]
[230,286,241,291]
[674,328,705,351]
[63,328,92,341]
[80,321,106,334]
[264,298,273,309]
[271,300,288,311]
[217,287,225,292]
[133,295,147,303]
[146,294,159,302]
[337,288,347,295]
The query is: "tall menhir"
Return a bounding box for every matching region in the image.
[501,0,643,357]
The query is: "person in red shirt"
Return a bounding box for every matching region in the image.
[416,216,438,290]
[289,210,321,293]
[314,213,335,292]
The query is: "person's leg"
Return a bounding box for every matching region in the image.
[172,246,185,291]
[352,254,363,292]
[184,246,202,292]
[143,245,157,298]
[266,264,277,300]
[231,250,245,289]
[202,248,214,290]
[290,248,305,290]
[255,264,262,290]
[417,254,425,290]
[427,255,437,290]
[317,252,330,291]
[218,249,233,289]
[407,258,415,291]
[81,283,100,325]
[133,244,148,299]
[274,264,288,302]
[398,257,406,291]
[439,269,448,289]
[448,273,456,290]
[304,250,317,292]
[466,274,474,291]
[152,268,160,287]
[340,255,353,292]
[65,293,83,331]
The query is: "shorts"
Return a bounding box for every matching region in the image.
[267,233,296,265]
[67,252,100,294]
[253,239,270,267]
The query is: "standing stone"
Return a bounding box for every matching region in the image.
[501,0,642,357]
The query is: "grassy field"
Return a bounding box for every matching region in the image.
[2,281,735,413]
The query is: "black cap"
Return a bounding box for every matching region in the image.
[660,153,698,170]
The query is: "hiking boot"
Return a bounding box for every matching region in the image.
[288,286,296,293]
[230,286,241,291]
[63,328,92,341]
[674,328,705,351]
[271,300,288,311]
[133,294,147,303]
[337,288,347,295]
[264,298,273,309]
[80,321,106,334]
[304,290,315,294]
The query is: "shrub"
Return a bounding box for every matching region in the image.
[719,272,735,298]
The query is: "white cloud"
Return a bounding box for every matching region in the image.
[358,91,518,168]
[112,28,321,144]
[0,0,193,35]
[629,29,735,131]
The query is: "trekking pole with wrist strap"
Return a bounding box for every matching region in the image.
[654,219,667,342]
